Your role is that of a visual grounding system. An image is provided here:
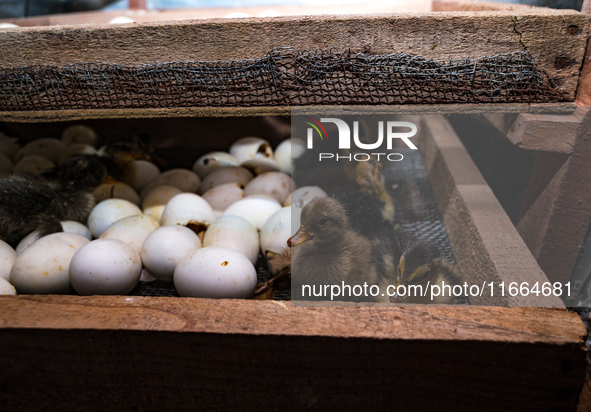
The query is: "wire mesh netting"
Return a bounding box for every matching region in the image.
[0,48,565,111]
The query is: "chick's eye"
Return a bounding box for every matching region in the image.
[318,218,328,226]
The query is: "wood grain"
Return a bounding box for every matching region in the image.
[419,115,563,307]
[0,296,586,411]
[0,1,432,26]
[0,10,587,100]
[0,102,577,123]
[0,295,583,341]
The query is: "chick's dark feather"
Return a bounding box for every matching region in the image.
[0,156,107,245]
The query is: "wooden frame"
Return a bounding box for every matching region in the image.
[0,1,588,122]
[1,115,583,410]
[1,1,590,409]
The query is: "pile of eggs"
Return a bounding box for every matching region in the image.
[0,127,325,299]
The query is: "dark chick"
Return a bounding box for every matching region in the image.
[83,131,162,182]
[289,197,383,302]
[0,156,107,245]
[390,238,464,304]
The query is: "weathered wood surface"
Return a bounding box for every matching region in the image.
[0,295,583,340]
[577,0,591,104]
[432,0,534,12]
[0,102,577,123]
[502,107,589,153]
[0,296,586,411]
[419,115,563,307]
[0,1,432,26]
[516,107,591,285]
[0,10,587,101]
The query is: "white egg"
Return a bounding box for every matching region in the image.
[222,197,282,231]
[0,132,20,159]
[122,160,161,192]
[140,226,202,282]
[69,239,142,295]
[0,278,16,295]
[192,151,239,179]
[260,207,299,258]
[0,152,13,173]
[87,199,143,238]
[140,169,201,199]
[99,214,159,254]
[58,144,97,165]
[274,138,306,175]
[10,233,89,294]
[142,185,183,223]
[285,186,327,207]
[243,171,295,204]
[15,231,41,255]
[140,269,157,282]
[0,239,16,281]
[202,182,244,212]
[240,157,280,175]
[61,221,92,240]
[93,182,141,206]
[174,247,257,298]
[61,125,98,146]
[203,216,259,264]
[161,193,216,237]
[13,155,55,174]
[198,166,254,194]
[14,138,66,164]
[229,137,273,164]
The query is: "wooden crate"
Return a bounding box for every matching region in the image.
[0,1,589,410]
[0,0,588,121]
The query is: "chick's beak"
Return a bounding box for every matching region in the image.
[288,225,312,247]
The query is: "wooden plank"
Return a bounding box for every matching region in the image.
[0,296,586,411]
[577,0,591,104]
[0,11,587,100]
[432,0,535,12]
[0,102,578,123]
[0,295,582,340]
[503,107,589,154]
[517,107,591,284]
[419,115,563,307]
[0,1,432,27]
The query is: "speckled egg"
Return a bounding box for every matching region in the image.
[203,216,259,264]
[229,137,273,164]
[10,233,90,294]
[174,247,257,298]
[192,151,239,179]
